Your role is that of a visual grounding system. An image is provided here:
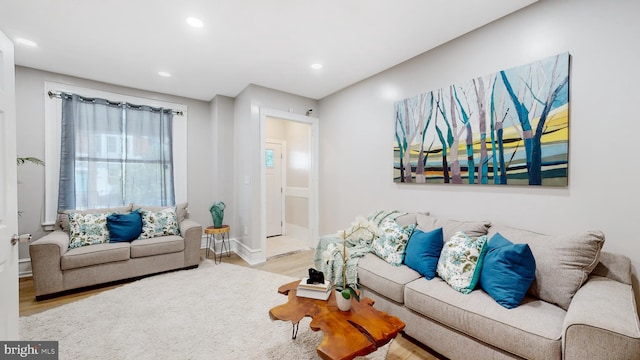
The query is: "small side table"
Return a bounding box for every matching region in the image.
[205,225,231,264]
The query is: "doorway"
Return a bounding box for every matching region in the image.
[260,109,319,260]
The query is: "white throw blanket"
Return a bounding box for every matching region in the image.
[313,210,405,289]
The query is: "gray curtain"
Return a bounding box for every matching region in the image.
[58,93,175,211]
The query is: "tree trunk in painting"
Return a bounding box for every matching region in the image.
[402,99,413,183]
[531,75,569,185]
[489,77,501,184]
[434,91,450,183]
[448,87,462,184]
[473,77,489,184]
[465,123,475,184]
[500,70,533,182]
[416,142,425,183]
[394,111,406,182]
[496,120,507,184]
[414,93,433,183]
[453,85,475,184]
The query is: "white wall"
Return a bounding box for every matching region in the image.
[209,95,235,230]
[318,0,640,294]
[15,66,212,262]
[233,84,317,263]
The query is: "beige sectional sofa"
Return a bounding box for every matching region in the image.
[29,203,202,300]
[334,213,640,359]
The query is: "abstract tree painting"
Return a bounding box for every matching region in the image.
[394,52,569,186]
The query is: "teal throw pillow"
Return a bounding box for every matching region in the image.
[436,231,488,294]
[371,219,415,266]
[404,227,444,280]
[479,233,536,309]
[107,209,143,243]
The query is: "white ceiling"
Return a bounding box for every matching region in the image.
[0,0,537,101]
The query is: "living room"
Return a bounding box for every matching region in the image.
[2,0,640,358]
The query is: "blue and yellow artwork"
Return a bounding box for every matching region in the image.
[394,52,570,186]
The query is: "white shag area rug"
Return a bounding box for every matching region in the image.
[20,260,389,360]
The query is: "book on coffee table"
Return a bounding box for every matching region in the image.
[297,277,331,291]
[296,285,331,300]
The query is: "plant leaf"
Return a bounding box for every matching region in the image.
[17,157,44,166]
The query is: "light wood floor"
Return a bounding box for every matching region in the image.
[19,249,444,360]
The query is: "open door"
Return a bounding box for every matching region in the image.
[0,29,20,339]
[265,141,283,237]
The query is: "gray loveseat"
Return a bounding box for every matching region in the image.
[29,203,202,300]
[324,212,640,359]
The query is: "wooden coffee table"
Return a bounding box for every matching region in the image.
[269,280,405,360]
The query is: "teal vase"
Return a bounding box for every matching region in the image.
[209,201,226,228]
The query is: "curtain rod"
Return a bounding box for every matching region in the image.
[47,90,184,116]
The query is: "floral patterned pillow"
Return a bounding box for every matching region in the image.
[68,212,112,249]
[371,219,416,266]
[138,207,180,239]
[437,231,489,294]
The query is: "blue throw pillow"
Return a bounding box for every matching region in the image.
[107,210,143,243]
[479,233,536,309]
[403,227,444,280]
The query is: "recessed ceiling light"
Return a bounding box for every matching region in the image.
[158,71,171,77]
[186,17,204,28]
[15,38,38,47]
[311,63,323,70]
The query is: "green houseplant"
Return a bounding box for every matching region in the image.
[17,157,44,217]
[16,157,44,166]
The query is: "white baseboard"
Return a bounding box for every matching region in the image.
[232,238,266,265]
[19,258,33,278]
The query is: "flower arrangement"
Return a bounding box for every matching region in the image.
[324,216,380,302]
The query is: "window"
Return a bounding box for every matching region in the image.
[44,82,187,227]
[58,93,176,210]
[265,149,274,168]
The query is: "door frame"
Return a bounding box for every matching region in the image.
[259,108,319,260]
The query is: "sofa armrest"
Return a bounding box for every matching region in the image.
[30,230,70,256]
[29,231,69,298]
[179,219,202,267]
[563,276,640,360]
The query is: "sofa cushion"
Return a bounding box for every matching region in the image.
[404,277,565,360]
[137,207,181,239]
[68,212,114,249]
[357,253,422,304]
[130,235,184,258]
[57,205,133,233]
[479,233,536,309]
[371,219,415,266]
[61,242,130,270]
[107,209,143,243]
[404,227,443,280]
[487,224,605,310]
[437,231,488,294]
[416,214,490,242]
